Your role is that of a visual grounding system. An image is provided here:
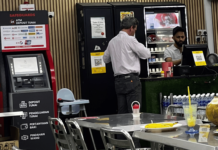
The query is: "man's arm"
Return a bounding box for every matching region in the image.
[165,57,181,66]
[129,37,151,59]
[103,47,111,63]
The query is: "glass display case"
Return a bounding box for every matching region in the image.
[143,5,188,77]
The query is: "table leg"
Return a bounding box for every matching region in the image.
[83,105,97,150]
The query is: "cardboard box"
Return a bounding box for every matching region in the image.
[19,4,35,11]
[0,126,19,150]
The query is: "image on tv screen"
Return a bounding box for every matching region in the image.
[146,13,181,29]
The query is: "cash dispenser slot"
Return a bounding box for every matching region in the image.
[14,76,45,88]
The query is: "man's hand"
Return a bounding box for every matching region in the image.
[165,57,181,66]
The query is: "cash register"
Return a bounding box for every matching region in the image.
[173,44,212,76]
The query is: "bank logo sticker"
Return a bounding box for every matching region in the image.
[16,41,23,45]
[13,37,22,40]
[29,36,35,39]
[18,33,27,36]
[28,26,35,29]
[20,123,28,130]
[20,112,28,119]
[21,135,28,140]
[3,27,11,29]
[36,36,43,39]
[36,32,43,35]
[29,29,35,32]
[94,45,101,51]
[4,37,10,40]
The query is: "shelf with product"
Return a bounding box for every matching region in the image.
[147,32,174,45]
[148,46,167,77]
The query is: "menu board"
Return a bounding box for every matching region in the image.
[146,13,181,29]
[1,25,46,50]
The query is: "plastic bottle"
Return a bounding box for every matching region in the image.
[191,95,194,103]
[205,95,209,106]
[132,103,140,118]
[196,95,200,106]
[173,95,176,105]
[200,94,205,106]
[192,94,196,97]
[161,71,164,77]
[185,96,189,103]
[173,96,176,113]
[177,96,181,106]
[182,96,187,104]
[163,96,167,111]
[177,96,182,113]
[207,93,214,104]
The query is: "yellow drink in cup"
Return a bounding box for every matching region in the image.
[183,86,199,133]
[183,102,198,133]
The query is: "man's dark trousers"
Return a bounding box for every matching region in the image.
[114,73,141,148]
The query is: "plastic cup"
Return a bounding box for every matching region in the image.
[183,102,199,134]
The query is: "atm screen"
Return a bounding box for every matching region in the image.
[13,57,39,74]
[146,12,181,30]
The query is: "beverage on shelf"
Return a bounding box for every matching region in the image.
[151,56,156,62]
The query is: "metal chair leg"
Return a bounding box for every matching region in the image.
[83,106,97,150]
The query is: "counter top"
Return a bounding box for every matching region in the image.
[140,74,216,81]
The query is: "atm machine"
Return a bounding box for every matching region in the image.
[0,11,57,150]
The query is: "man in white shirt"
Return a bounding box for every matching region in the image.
[164,26,186,66]
[103,17,150,115]
[103,17,150,148]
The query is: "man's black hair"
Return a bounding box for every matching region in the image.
[173,26,185,36]
[120,17,139,30]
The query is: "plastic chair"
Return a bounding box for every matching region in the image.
[48,116,75,150]
[65,119,88,150]
[100,127,151,150]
